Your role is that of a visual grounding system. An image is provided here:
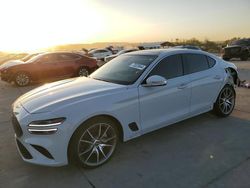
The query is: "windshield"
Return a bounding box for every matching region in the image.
[21,53,39,62]
[25,54,44,63]
[90,55,157,85]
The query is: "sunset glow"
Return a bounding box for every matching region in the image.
[0,0,249,52]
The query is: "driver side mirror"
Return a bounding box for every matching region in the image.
[142,75,167,87]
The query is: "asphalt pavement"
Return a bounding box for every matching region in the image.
[0,60,250,188]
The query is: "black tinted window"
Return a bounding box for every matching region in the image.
[183,54,209,74]
[149,55,183,79]
[207,56,216,68]
[90,55,157,85]
[99,50,108,53]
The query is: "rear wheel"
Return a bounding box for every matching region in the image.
[223,57,230,61]
[15,72,30,86]
[213,85,235,117]
[78,67,89,77]
[69,117,119,168]
[240,55,248,61]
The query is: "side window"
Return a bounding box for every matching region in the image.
[206,56,216,68]
[38,54,55,63]
[57,54,81,61]
[183,54,209,74]
[94,50,101,53]
[149,55,183,79]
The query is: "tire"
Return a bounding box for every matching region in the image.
[69,117,119,168]
[223,57,230,61]
[14,72,30,87]
[78,67,89,77]
[213,85,235,117]
[240,55,248,61]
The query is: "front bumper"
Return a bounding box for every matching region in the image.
[12,104,72,167]
[0,71,13,82]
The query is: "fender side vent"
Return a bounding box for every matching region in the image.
[128,122,139,131]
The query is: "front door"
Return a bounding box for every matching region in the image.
[139,54,191,133]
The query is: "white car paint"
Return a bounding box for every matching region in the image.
[12,49,237,166]
[88,49,112,60]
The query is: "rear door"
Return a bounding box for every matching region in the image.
[182,53,223,115]
[139,54,191,133]
[55,53,81,78]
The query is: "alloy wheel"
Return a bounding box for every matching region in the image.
[218,87,235,115]
[15,73,30,86]
[78,68,89,77]
[77,123,117,167]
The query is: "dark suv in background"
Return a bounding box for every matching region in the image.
[222,38,250,61]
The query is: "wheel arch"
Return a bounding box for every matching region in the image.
[67,114,124,162]
[13,70,33,85]
[227,67,239,85]
[78,66,90,72]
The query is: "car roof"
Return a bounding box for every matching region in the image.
[41,51,83,56]
[127,48,208,57]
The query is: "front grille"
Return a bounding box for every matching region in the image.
[16,139,33,159]
[12,115,23,137]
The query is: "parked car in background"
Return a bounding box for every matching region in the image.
[21,53,41,62]
[12,49,238,168]
[104,48,138,62]
[0,53,28,65]
[138,43,161,50]
[174,45,201,50]
[0,52,98,86]
[222,38,250,61]
[87,49,113,60]
[0,53,42,73]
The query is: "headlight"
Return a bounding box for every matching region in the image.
[28,117,66,127]
[28,118,66,134]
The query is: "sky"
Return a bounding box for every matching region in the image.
[0,0,249,52]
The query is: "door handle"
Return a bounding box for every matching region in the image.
[214,75,221,80]
[178,83,188,89]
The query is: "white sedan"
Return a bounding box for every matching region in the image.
[12,49,238,168]
[88,48,113,60]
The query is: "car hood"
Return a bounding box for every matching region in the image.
[16,77,126,114]
[0,60,25,70]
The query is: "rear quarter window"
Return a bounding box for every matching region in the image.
[206,56,216,68]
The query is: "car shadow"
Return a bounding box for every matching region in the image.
[2,112,250,188]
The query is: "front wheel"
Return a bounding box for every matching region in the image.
[213,85,235,117]
[69,117,119,168]
[14,72,30,86]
